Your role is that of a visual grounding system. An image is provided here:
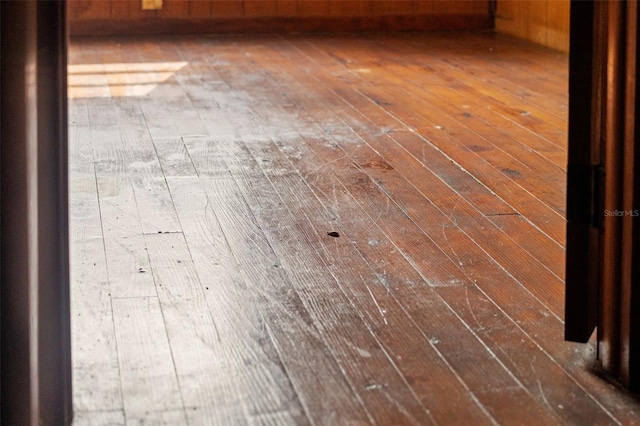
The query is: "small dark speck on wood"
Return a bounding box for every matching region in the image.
[502,168,522,178]
[362,160,393,171]
[328,231,340,237]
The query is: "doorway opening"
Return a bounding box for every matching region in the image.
[67,30,634,424]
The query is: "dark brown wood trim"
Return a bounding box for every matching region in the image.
[1,0,72,423]
[631,0,640,393]
[565,0,598,343]
[1,1,40,423]
[37,0,72,423]
[566,0,640,392]
[599,0,626,378]
[69,14,493,37]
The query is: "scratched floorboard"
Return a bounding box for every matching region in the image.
[69,33,640,425]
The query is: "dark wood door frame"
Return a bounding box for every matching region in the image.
[565,0,640,392]
[565,0,599,344]
[1,1,72,424]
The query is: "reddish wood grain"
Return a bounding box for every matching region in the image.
[68,33,640,424]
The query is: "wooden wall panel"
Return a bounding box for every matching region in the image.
[297,0,331,17]
[68,0,492,20]
[69,0,492,36]
[277,0,299,17]
[413,1,434,14]
[245,0,278,17]
[525,0,548,46]
[371,0,414,15]
[546,0,570,51]
[494,1,523,39]
[329,0,372,17]
[189,0,211,18]
[160,0,190,18]
[68,0,111,20]
[495,0,570,52]
[473,0,489,14]
[210,1,245,17]
[111,0,144,19]
[433,0,477,15]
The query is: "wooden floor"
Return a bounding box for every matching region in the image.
[68,32,640,425]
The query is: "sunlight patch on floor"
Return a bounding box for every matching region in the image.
[68,61,188,98]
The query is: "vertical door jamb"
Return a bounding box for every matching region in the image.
[565,0,599,343]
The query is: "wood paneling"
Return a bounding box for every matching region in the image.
[188,0,210,17]
[495,0,570,52]
[68,0,111,19]
[371,0,413,15]
[69,0,487,19]
[245,0,277,17]
[68,0,491,36]
[329,0,372,17]
[210,0,245,17]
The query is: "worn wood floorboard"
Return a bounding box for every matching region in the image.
[69,98,124,415]
[252,38,566,281]
[233,36,639,424]
[194,171,373,425]
[231,39,565,318]
[89,96,158,298]
[223,126,553,424]
[69,33,640,425]
[203,135,439,425]
[101,39,183,235]
[289,37,567,245]
[145,230,306,425]
[71,410,126,426]
[198,51,618,425]
[111,295,186,422]
[69,41,126,422]
[185,103,496,422]
[162,178,309,425]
